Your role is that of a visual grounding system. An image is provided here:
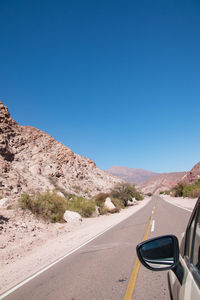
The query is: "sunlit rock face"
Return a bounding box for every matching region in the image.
[181,162,200,184]
[0,101,122,202]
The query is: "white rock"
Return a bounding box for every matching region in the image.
[104,197,116,211]
[127,200,134,206]
[0,198,9,208]
[63,210,82,223]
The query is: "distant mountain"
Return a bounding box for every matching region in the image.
[139,172,187,195]
[139,162,200,195]
[106,166,158,183]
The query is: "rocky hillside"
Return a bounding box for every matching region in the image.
[139,172,186,195]
[106,166,158,183]
[0,102,122,204]
[138,162,200,196]
[181,162,200,184]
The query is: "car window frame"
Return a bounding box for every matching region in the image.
[184,197,200,289]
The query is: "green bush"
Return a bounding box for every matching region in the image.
[110,183,143,206]
[92,193,122,214]
[110,197,122,211]
[93,193,109,215]
[133,191,144,201]
[19,191,96,221]
[19,191,67,223]
[19,193,32,210]
[67,195,96,217]
[171,183,185,197]
[182,181,200,198]
[164,190,170,195]
[160,190,170,195]
[171,181,200,198]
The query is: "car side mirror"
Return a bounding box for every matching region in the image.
[136,235,179,271]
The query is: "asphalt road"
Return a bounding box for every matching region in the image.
[2,196,192,300]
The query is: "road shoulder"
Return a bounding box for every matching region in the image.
[161,194,197,212]
[0,197,151,295]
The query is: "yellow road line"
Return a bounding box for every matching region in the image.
[123,214,154,300]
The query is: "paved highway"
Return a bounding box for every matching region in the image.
[2,196,192,300]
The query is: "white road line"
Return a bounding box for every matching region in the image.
[0,222,120,299]
[151,220,155,232]
[0,200,152,299]
[162,198,193,212]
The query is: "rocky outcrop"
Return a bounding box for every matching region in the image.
[181,162,200,184]
[0,102,122,202]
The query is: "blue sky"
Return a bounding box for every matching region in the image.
[0,0,200,173]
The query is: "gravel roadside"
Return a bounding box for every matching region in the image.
[1,197,151,295]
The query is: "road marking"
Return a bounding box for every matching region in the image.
[123,215,153,300]
[162,197,193,212]
[151,220,155,232]
[0,199,153,300]
[0,218,134,300]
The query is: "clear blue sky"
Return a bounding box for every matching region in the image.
[0,0,200,173]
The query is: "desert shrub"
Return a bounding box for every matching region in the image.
[164,190,170,195]
[67,195,96,217]
[93,193,109,215]
[19,191,67,223]
[110,183,143,206]
[171,183,185,197]
[182,181,200,198]
[19,193,32,210]
[133,191,144,201]
[160,190,170,195]
[171,181,200,198]
[18,190,96,221]
[110,197,121,212]
[108,207,120,214]
[93,193,109,204]
[147,193,152,197]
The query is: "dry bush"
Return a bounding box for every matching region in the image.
[19,190,67,223]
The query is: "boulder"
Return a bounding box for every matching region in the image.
[104,197,116,211]
[63,210,82,223]
[0,198,9,208]
[127,200,134,206]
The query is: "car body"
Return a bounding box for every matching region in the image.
[136,197,200,300]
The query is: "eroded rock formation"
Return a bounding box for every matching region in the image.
[0,101,121,202]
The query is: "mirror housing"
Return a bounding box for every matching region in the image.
[136,235,179,271]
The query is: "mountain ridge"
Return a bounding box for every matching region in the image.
[0,102,122,203]
[106,166,158,183]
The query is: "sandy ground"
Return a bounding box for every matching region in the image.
[0,197,151,295]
